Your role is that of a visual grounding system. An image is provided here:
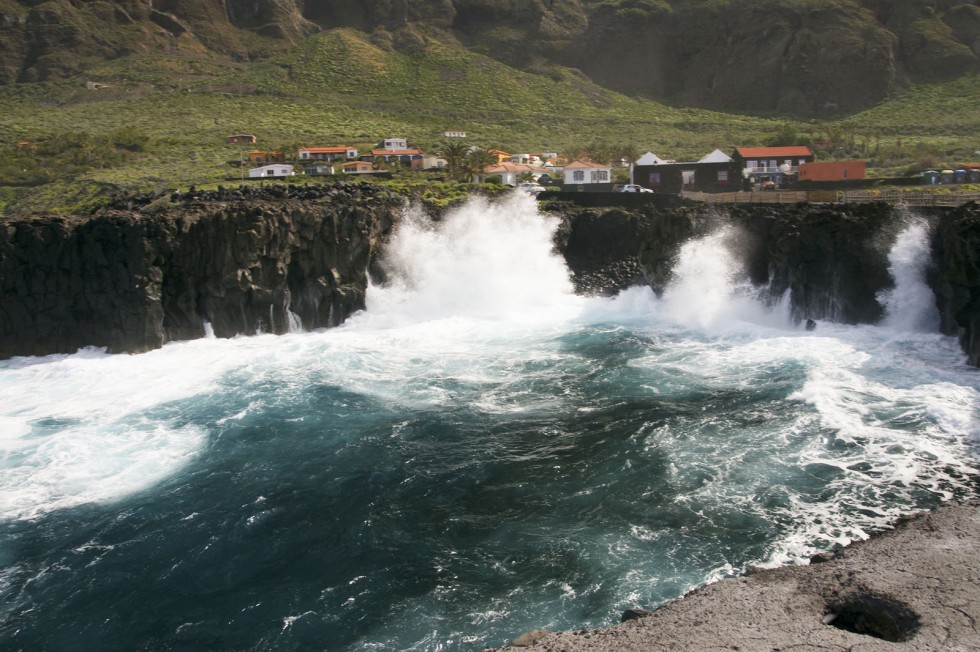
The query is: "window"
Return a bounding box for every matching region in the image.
[717,170,729,183]
[573,170,585,182]
[799,159,806,165]
[747,160,757,169]
[649,172,661,185]
[592,170,609,182]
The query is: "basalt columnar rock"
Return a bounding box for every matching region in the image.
[2,194,979,366]
[552,200,980,366]
[0,185,399,359]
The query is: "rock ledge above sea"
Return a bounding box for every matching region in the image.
[494,500,980,651]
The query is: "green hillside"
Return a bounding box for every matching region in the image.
[0,27,976,215]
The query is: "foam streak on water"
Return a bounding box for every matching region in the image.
[0,198,977,651]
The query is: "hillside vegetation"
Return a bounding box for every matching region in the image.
[0,0,977,215]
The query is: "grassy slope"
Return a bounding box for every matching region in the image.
[0,27,976,214]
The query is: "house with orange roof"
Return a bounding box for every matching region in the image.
[563,160,613,190]
[368,147,425,169]
[298,146,359,161]
[731,146,814,187]
[483,162,550,186]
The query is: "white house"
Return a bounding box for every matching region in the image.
[381,137,408,150]
[249,164,295,178]
[423,154,448,170]
[564,160,611,186]
[483,162,549,186]
[298,146,358,161]
[442,129,466,138]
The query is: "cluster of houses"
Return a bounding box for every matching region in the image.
[227,132,980,192]
[226,131,622,189]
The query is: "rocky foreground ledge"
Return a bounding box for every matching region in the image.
[492,500,980,651]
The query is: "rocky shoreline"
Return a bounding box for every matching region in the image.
[1,189,979,366]
[491,500,980,651]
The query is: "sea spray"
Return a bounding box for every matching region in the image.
[658,226,791,331]
[361,192,577,326]
[879,216,940,332]
[0,196,977,652]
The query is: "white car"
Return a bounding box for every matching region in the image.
[618,184,653,193]
[517,182,546,194]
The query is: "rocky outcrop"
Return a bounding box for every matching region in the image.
[932,202,980,365]
[2,195,979,365]
[553,200,980,365]
[0,186,399,359]
[496,501,980,651]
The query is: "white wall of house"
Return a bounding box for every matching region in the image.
[383,138,408,150]
[563,165,611,185]
[249,164,295,178]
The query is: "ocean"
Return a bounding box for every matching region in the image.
[1,194,977,651]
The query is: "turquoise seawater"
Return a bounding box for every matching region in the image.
[1,196,977,651]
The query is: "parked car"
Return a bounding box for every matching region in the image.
[761,180,777,191]
[617,184,653,193]
[517,182,546,194]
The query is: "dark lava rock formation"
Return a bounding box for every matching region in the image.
[1,190,979,366]
[0,184,399,359]
[554,200,980,365]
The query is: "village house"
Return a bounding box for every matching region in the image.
[227,134,257,144]
[343,161,374,174]
[248,150,285,164]
[487,149,511,164]
[365,137,424,169]
[303,164,335,176]
[442,129,466,138]
[367,147,424,169]
[483,162,550,186]
[563,160,613,191]
[731,146,814,187]
[298,146,358,161]
[632,149,737,193]
[249,164,295,178]
[423,154,448,170]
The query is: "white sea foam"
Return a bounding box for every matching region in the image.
[658,227,791,332]
[879,217,940,332]
[0,340,246,521]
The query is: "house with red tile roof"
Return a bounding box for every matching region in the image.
[731,146,814,181]
[298,146,359,161]
[483,162,550,186]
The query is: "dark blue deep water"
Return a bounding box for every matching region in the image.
[1,198,977,650]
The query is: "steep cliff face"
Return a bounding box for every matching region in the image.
[932,202,980,366]
[0,0,975,115]
[0,191,399,359]
[555,200,980,365]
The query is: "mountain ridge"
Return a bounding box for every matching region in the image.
[1,0,977,116]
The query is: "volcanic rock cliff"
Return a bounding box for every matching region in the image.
[1,193,979,365]
[0,184,399,359]
[555,200,980,365]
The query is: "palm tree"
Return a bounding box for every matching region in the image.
[462,147,498,183]
[438,140,470,182]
